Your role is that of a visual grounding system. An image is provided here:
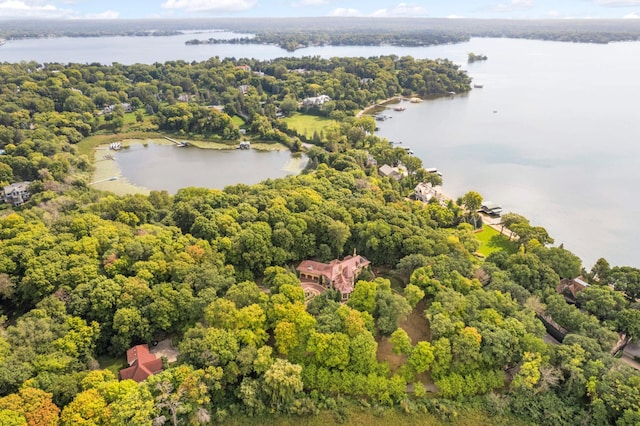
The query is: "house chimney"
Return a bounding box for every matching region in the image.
[353,247,357,257]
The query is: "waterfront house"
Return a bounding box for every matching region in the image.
[119,344,163,382]
[3,181,31,206]
[556,277,590,304]
[379,164,407,181]
[414,182,439,202]
[297,253,371,301]
[236,65,251,72]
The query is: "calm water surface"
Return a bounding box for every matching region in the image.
[376,38,640,268]
[3,34,638,267]
[115,144,305,193]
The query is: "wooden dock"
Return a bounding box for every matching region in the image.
[163,136,188,146]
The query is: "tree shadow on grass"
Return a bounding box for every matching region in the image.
[488,234,519,254]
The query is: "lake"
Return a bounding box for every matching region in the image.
[111,143,306,194]
[375,38,640,269]
[3,33,638,268]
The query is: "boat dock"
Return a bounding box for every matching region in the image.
[163,136,189,147]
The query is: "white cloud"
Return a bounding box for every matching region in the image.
[329,7,360,16]
[293,0,327,6]
[0,0,120,18]
[624,11,640,17]
[595,0,640,6]
[371,3,428,17]
[82,10,120,19]
[0,0,60,17]
[161,0,258,13]
[494,0,534,12]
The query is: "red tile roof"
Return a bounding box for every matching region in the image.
[120,344,163,382]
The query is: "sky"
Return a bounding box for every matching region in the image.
[0,0,639,20]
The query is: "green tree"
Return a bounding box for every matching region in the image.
[389,328,412,356]
[263,359,304,410]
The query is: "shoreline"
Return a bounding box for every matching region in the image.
[356,96,406,118]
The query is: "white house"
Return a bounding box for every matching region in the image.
[302,95,331,107]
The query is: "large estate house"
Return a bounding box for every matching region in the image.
[119,344,163,383]
[297,253,371,301]
[302,95,331,107]
[3,181,31,206]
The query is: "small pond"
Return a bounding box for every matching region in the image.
[110,143,306,193]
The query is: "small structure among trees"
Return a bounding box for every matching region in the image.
[556,276,590,304]
[297,253,371,301]
[119,344,164,383]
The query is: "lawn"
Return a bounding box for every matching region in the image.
[231,115,246,127]
[475,224,518,257]
[282,113,336,139]
[96,354,126,376]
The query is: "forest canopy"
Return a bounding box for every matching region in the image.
[0,53,639,425]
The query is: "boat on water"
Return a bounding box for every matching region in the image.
[394,106,406,112]
[402,146,414,155]
[109,142,122,151]
[474,83,484,88]
[0,39,5,47]
[176,141,189,147]
[426,167,443,177]
[409,97,422,103]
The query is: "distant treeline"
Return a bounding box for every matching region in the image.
[3,17,640,47]
[187,31,469,52]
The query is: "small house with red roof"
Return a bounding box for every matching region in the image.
[297,253,371,301]
[119,344,163,383]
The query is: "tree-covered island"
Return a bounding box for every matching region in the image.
[0,53,639,426]
[468,52,488,63]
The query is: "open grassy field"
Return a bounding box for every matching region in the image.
[475,225,518,257]
[282,113,336,139]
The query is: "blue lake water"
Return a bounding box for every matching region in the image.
[2,33,639,267]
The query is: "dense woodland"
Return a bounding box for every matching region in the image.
[0,53,640,425]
